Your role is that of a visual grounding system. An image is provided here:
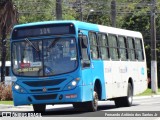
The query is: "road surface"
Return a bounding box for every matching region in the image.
[0,95,160,120]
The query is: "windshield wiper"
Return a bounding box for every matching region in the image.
[24,38,39,52]
[48,37,60,50]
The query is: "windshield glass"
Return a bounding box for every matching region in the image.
[12,37,78,76]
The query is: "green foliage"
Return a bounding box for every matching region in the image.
[0,100,13,105]
[137,88,160,96]
[14,0,55,23]
[63,4,77,20]
[119,0,160,85]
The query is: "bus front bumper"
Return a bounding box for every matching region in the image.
[12,85,93,106]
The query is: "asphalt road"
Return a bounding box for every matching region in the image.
[0,95,160,120]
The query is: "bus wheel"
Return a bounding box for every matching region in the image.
[87,89,98,112]
[125,83,133,106]
[115,83,133,107]
[33,104,46,112]
[73,103,81,109]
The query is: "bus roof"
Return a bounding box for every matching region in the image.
[13,20,142,38]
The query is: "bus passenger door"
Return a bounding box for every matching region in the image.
[79,34,93,101]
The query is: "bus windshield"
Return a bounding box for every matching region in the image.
[12,37,78,77]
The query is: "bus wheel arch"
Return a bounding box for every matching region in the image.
[94,79,102,100]
[128,77,134,95]
[85,79,102,112]
[115,78,134,108]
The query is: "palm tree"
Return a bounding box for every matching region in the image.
[0,0,18,83]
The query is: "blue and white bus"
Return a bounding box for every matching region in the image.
[11,20,147,112]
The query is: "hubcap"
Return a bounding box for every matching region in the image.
[94,92,98,108]
[128,85,133,104]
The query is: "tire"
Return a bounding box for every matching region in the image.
[33,104,46,112]
[87,90,99,112]
[115,83,133,107]
[73,88,99,112]
[72,103,81,109]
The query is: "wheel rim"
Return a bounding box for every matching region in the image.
[128,85,133,104]
[93,91,98,108]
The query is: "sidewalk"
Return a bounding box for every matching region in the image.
[0,104,33,111]
[134,94,160,99]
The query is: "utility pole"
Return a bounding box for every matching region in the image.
[0,26,7,83]
[56,0,62,20]
[79,0,83,21]
[150,0,158,94]
[111,0,116,27]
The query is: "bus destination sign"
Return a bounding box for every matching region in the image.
[12,23,75,40]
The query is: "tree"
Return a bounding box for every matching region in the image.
[14,0,54,23]
[56,0,62,20]
[120,0,160,87]
[0,0,18,82]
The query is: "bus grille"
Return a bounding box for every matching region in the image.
[23,79,66,87]
[30,88,60,92]
[33,94,57,100]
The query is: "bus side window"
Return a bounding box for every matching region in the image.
[89,32,99,59]
[127,37,136,61]
[79,35,90,68]
[98,33,109,60]
[118,36,127,61]
[108,34,119,60]
[135,38,144,61]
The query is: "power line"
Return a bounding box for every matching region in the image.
[12,1,160,14]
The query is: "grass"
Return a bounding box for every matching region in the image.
[137,88,160,96]
[0,101,13,105]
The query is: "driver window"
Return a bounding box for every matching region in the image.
[79,35,90,68]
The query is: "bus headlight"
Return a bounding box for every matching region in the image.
[14,85,20,90]
[63,78,80,90]
[13,83,26,93]
[71,81,77,86]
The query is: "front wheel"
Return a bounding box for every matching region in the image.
[33,104,46,112]
[73,88,99,112]
[115,83,133,107]
[87,89,99,112]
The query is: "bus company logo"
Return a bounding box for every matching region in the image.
[42,88,47,92]
[141,67,144,75]
[105,67,112,73]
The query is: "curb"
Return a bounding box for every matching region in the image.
[0,104,32,110]
[134,94,160,99]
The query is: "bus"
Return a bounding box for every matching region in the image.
[0,61,11,85]
[11,20,147,112]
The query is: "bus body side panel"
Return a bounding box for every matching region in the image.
[98,25,148,98]
[134,61,148,95]
[90,60,106,100]
[77,24,107,101]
